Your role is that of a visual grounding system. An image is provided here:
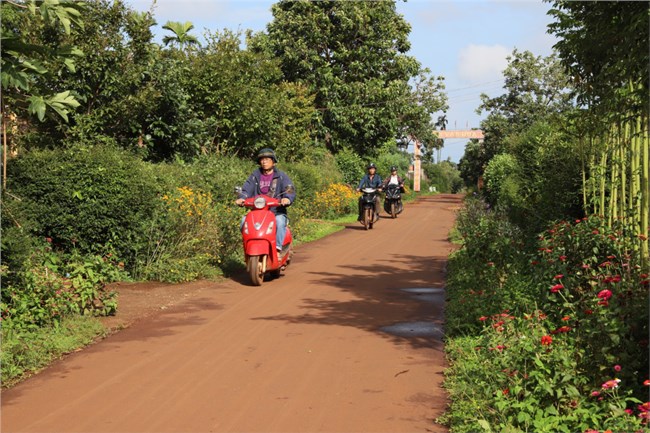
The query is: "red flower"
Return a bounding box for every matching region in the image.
[561,316,570,321]
[584,309,593,315]
[598,289,613,300]
[551,326,571,334]
[559,255,567,261]
[554,274,564,279]
[644,379,650,386]
[502,388,509,395]
[550,284,564,293]
[478,316,488,321]
[541,335,553,346]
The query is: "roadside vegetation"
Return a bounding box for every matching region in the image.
[1,2,647,432]
[441,2,649,432]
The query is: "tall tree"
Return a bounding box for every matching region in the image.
[262,0,446,156]
[162,21,199,51]
[475,49,574,168]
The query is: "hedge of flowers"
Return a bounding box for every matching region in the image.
[440,197,649,433]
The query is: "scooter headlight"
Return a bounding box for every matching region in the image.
[254,197,266,209]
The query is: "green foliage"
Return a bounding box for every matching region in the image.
[442,199,649,433]
[1,241,125,333]
[483,153,522,207]
[265,0,447,155]
[1,0,85,122]
[6,145,165,266]
[423,161,463,193]
[547,0,649,116]
[2,315,106,387]
[334,148,365,186]
[186,29,316,161]
[473,50,573,174]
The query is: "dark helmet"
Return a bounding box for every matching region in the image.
[390,165,398,172]
[366,162,377,170]
[257,148,277,163]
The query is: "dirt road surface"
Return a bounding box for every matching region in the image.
[2,194,462,433]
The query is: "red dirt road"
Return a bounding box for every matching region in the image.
[2,194,462,433]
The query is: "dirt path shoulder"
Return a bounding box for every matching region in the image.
[2,194,462,433]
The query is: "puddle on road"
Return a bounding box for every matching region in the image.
[400,287,445,303]
[380,321,444,338]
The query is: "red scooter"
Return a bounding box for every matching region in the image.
[236,189,293,286]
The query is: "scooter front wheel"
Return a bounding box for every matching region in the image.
[248,255,264,286]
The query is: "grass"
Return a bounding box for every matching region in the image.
[2,315,107,388]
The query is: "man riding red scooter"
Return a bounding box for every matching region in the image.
[235,148,296,285]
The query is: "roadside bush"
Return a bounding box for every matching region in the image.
[334,148,365,186]
[6,145,165,270]
[442,200,649,433]
[313,183,357,219]
[1,242,125,332]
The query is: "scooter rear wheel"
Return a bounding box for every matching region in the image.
[248,255,264,286]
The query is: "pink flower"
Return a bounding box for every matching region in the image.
[643,379,650,386]
[598,289,613,300]
[601,379,621,389]
[614,365,622,372]
[590,391,600,397]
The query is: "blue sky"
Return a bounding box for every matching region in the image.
[126,0,558,162]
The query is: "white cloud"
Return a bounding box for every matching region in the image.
[457,44,510,84]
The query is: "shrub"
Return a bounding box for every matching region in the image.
[334,148,365,186]
[6,146,166,270]
[313,183,357,219]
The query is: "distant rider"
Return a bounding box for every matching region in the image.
[235,148,296,253]
[382,166,405,191]
[356,162,382,222]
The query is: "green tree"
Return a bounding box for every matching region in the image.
[186,29,316,161]
[547,0,649,115]
[475,49,573,171]
[162,21,199,51]
[263,0,447,156]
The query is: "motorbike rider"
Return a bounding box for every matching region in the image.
[235,148,296,254]
[356,162,382,222]
[382,166,405,191]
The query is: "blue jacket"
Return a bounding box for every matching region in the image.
[238,167,296,215]
[358,174,383,190]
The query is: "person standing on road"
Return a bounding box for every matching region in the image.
[356,162,382,222]
[235,148,296,253]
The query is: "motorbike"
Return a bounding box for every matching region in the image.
[235,187,294,286]
[383,183,404,218]
[359,187,380,230]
